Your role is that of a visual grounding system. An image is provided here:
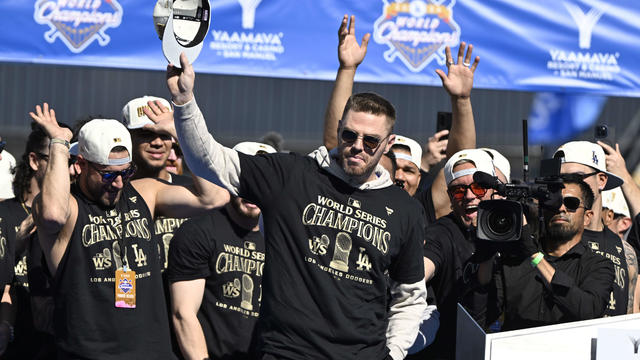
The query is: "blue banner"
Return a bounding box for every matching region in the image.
[1,0,639,97]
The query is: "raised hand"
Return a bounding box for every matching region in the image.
[435,42,480,99]
[598,141,629,178]
[423,129,449,168]
[28,103,72,141]
[167,52,195,105]
[143,100,177,139]
[337,14,370,70]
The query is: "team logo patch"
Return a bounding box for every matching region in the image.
[129,196,137,203]
[118,278,133,293]
[348,198,361,209]
[385,206,394,215]
[34,0,124,53]
[588,241,599,251]
[373,0,460,72]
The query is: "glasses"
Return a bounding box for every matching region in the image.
[171,142,183,157]
[340,129,387,152]
[0,140,5,153]
[448,182,488,201]
[89,162,137,183]
[563,171,599,180]
[37,152,77,166]
[561,196,584,212]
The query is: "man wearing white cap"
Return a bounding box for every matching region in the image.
[29,102,229,359]
[168,141,274,360]
[554,140,633,316]
[422,149,496,359]
[166,52,427,359]
[392,135,423,196]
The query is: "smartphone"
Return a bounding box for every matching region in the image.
[436,111,453,141]
[594,124,615,147]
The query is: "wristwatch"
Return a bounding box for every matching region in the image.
[50,138,70,149]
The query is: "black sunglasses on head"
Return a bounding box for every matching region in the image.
[340,129,385,151]
[89,162,137,184]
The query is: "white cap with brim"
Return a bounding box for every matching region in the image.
[233,142,277,155]
[122,96,172,129]
[444,149,495,185]
[602,187,631,218]
[553,141,624,191]
[479,148,511,182]
[392,135,422,170]
[162,0,211,68]
[78,119,133,166]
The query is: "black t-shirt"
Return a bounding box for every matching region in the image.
[582,228,628,316]
[168,207,265,359]
[495,241,614,331]
[54,183,174,359]
[627,213,640,258]
[0,198,27,287]
[413,187,436,229]
[237,152,425,360]
[422,212,487,360]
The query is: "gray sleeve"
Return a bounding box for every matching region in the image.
[173,98,241,196]
[386,279,428,360]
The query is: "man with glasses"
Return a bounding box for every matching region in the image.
[29,103,229,359]
[421,149,496,359]
[479,177,614,330]
[553,141,636,316]
[165,51,427,359]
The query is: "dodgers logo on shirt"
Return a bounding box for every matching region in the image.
[118,278,133,293]
[373,0,460,72]
[33,0,123,53]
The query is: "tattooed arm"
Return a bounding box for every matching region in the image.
[623,240,638,313]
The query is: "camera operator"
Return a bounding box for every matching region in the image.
[480,177,614,330]
[554,141,634,315]
[422,149,496,359]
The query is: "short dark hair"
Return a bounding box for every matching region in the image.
[341,92,396,130]
[562,175,594,210]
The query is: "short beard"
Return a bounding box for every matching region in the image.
[546,222,578,245]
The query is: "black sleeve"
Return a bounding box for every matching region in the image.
[627,213,640,258]
[423,222,452,275]
[0,223,14,287]
[237,152,301,208]
[389,207,426,284]
[544,254,614,320]
[167,217,214,283]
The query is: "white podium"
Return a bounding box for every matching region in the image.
[456,304,640,360]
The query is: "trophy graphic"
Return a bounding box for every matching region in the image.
[112,241,124,270]
[237,0,262,29]
[329,232,352,272]
[240,274,254,310]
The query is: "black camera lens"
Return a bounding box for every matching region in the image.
[487,209,515,236]
[595,125,608,138]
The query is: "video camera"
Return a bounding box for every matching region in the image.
[475,158,564,242]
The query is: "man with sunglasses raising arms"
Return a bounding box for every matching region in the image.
[553,141,637,316]
[164,48,427,358]
[29,103,229,359]
[479,177,614,331]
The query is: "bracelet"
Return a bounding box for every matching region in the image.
[1,320,14,343]
[531,252,544,267]
[50,138,70,149]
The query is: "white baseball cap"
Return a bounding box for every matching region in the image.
[444,149,495,185]
[233,142,277,155]
[78,119,132,166]
[392,135,422,169]
[122,96,172,129]
[479,148,511,182]
[602,187,630,218]
[162,0,211,68]
[553,141,623,191]
[153,0,172,39]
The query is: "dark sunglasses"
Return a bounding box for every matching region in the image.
[89,162,137,183]
[340,129,385,151]
[447,182,488,201]
[563,171,599,180]
[562,196,584,212]
[171,142,183,157]
[0,140,5,153]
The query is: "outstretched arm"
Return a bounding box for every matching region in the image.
[168,53,243,196]
[29,103,77,275]
[432,43,480,218]
[323,14,370,150]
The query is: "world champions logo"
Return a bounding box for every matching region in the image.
[34,0,123,53]
[373,0,460,72]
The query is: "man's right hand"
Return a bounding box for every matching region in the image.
[337,14,370,70]
[167,52,195,105]
[28,103,72,142]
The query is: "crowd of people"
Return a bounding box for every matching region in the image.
[0,13,639,360]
